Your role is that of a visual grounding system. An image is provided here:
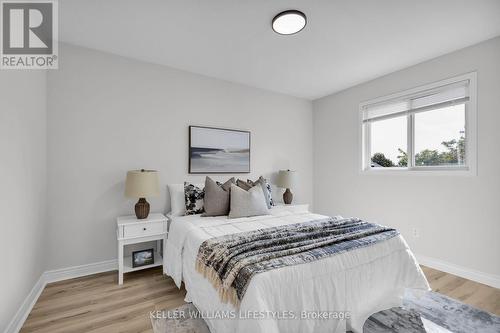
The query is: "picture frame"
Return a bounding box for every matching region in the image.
[132,248,154,268]
[189,126,251,174]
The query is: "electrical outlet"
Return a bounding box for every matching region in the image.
[412,228,419,238]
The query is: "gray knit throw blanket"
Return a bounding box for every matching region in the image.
[196,217,399,307]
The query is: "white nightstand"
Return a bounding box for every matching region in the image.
[273,203,309,212]
[116,213,168,285]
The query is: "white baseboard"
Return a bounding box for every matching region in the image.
[4,274,46,333]
[44,259,117,283]
[417,254,500,289]
[4,259,118,333]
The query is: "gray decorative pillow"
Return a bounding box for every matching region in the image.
[236,179,252,191]
[184,182,204,215]
[202,177,235,217]
[229,184,270,219]
[247,176,274,208]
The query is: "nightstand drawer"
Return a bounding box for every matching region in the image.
[123,221,164,238]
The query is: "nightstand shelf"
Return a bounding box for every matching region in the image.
[116,213,168,285]
[123,251,163,273]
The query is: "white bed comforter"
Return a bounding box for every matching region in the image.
[164,205,429,333]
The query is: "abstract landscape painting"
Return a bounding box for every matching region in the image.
[189,126,250,173]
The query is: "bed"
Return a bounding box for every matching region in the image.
[164,204,429,333]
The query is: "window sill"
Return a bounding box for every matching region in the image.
[360,166,475,176]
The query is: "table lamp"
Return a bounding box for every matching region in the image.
[125,169,159,219]
[276,169,297,205]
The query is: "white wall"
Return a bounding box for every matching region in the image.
[0,71,47,331]
[46,43,313,270]
[313,37,500,279]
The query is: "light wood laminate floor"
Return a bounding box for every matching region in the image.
[421,266,500,315]
[20,266,499,332]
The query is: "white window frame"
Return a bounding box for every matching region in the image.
[359,72,477,176]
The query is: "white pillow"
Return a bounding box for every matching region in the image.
[229,184,270,219]
[168,184,185,216]
[168,183,204,216]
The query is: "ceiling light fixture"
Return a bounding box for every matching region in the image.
[272,10,307,35]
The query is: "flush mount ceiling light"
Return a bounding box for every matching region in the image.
[272,10,307,35]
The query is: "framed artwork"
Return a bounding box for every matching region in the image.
[132,249,154,268]
[189,126,250,174]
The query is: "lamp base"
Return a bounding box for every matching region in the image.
[283,188,293,205]
[135,198,150,219]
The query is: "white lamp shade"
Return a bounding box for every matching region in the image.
[125,170,160,198]
[276,170,297,189]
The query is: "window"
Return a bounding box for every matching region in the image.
[360,73,476,174]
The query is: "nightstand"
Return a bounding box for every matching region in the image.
[116,213,168,285]
[273,203,309,212]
